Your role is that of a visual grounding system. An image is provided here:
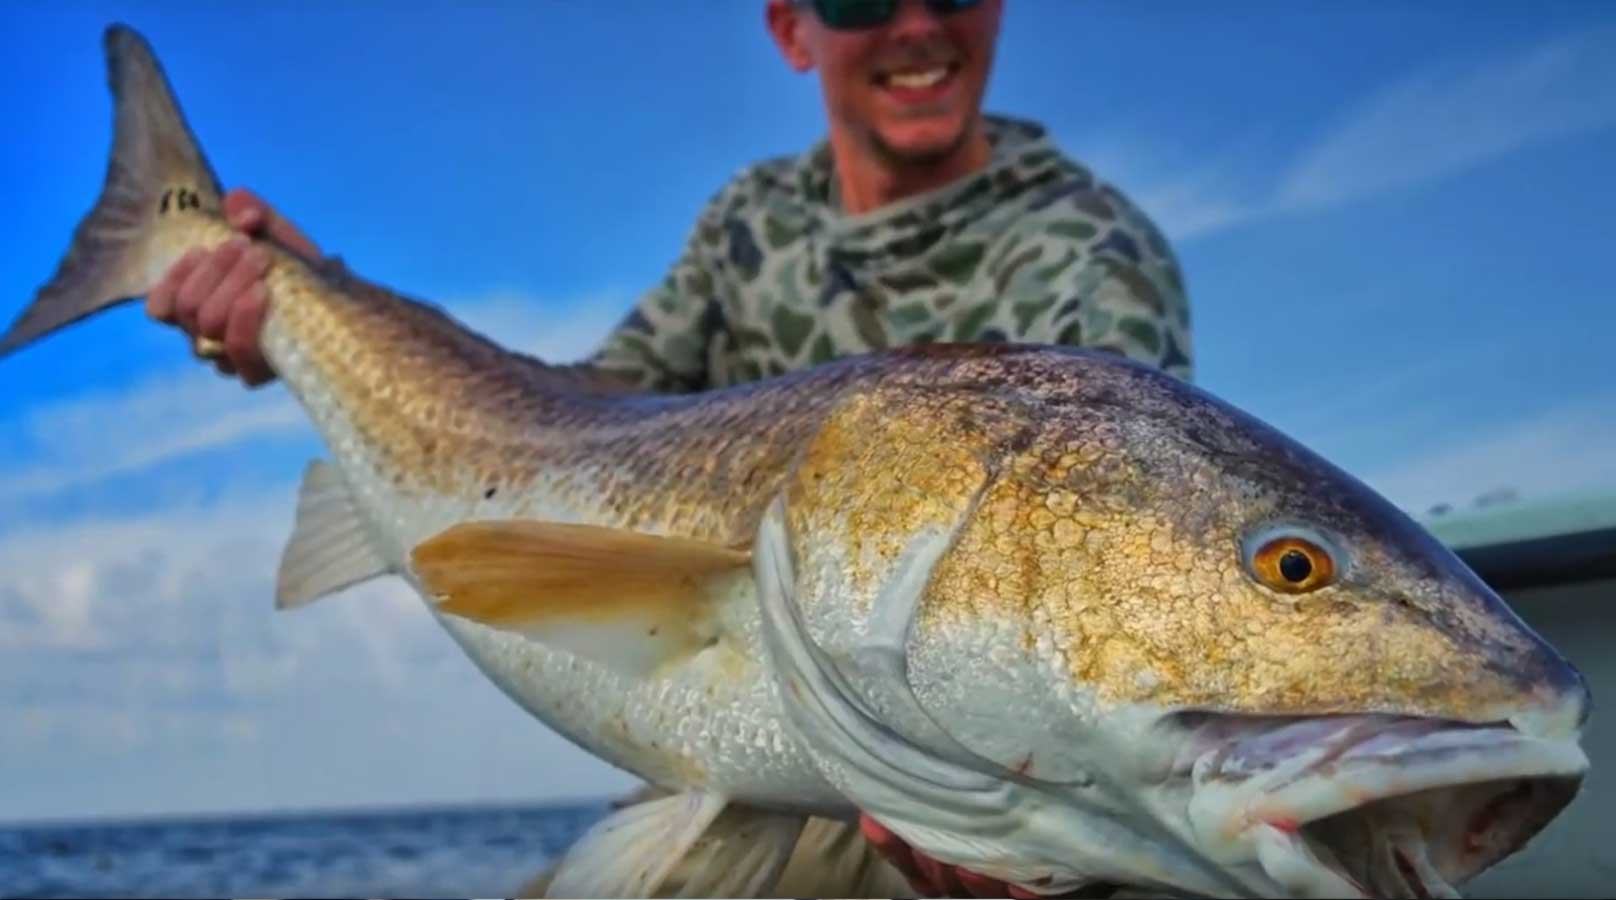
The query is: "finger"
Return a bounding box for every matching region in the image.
[212,355,237,377]
[859,816,925,885]
[264,208,320,261]
[145,249,203,323]
[224,186,321,261]
[859,815,898,850]
[197,242,271,340]
[958,867,1015,898]
[240,365,276,388]
[175,242,243,333]
[223,187,267,232]
[226,282,276,387]
[913,852,964,897]
[859,816,912,865]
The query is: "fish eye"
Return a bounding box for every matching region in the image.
[1243,527,1339,594]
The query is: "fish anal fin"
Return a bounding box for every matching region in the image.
[275,460,389,609]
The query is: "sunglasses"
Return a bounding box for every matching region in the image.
[802,0,984,31]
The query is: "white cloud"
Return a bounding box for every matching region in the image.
[0,486,367,669]
[1277,26,1616,211]
[0,483,638,821]
[0,290,629,505]
[0,368,306,504]
[453,289,629,364]
[1100,26,1616,242]
[1358,394,1616,516]
[1071,131,1271,242]
[1129,171,1264,242]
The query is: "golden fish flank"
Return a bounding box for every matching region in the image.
[271,268,548,493]
[784,387,999,619]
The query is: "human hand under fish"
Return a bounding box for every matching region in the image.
[2,25,1593,899]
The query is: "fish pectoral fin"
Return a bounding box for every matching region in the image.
[408,519,751,677]
[275,460,391,609]
[543,791,731,899]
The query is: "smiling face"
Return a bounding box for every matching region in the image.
[766,0,1002,167]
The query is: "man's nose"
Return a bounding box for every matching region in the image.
[887,0,949,39]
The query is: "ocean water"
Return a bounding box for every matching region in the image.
[0,802,610,898]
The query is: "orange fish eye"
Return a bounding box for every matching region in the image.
[1250,535,1336,593]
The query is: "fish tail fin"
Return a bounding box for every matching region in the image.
[0,23,222,357]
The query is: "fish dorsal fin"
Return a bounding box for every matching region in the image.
[409,520,751,677]
[275,460,390,609]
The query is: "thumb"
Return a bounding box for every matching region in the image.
[223,187,269,232]
[221,187,322,263]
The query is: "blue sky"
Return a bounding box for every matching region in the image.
[1,2,1613,822]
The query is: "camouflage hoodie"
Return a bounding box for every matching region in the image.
[593,115,1192,392]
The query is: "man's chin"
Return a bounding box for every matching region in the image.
[869,119,972,167]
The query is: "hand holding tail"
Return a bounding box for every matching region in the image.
[147,188,320,386]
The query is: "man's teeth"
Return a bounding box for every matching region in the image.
[887,67,949,89]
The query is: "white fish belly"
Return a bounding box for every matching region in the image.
[273,333,845,812]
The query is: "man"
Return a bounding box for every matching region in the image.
[150,1,1190,894]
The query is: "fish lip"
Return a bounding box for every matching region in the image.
[1176,713,1587,897]
[1198,717,1587,833]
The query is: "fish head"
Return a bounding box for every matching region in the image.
[965,357,1594,896]
[768,350,1591,898]
[1072,397,1590,733]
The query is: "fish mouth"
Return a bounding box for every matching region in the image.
[1172,714,1587,898]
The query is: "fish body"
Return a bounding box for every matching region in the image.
[2,25,1593,899]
